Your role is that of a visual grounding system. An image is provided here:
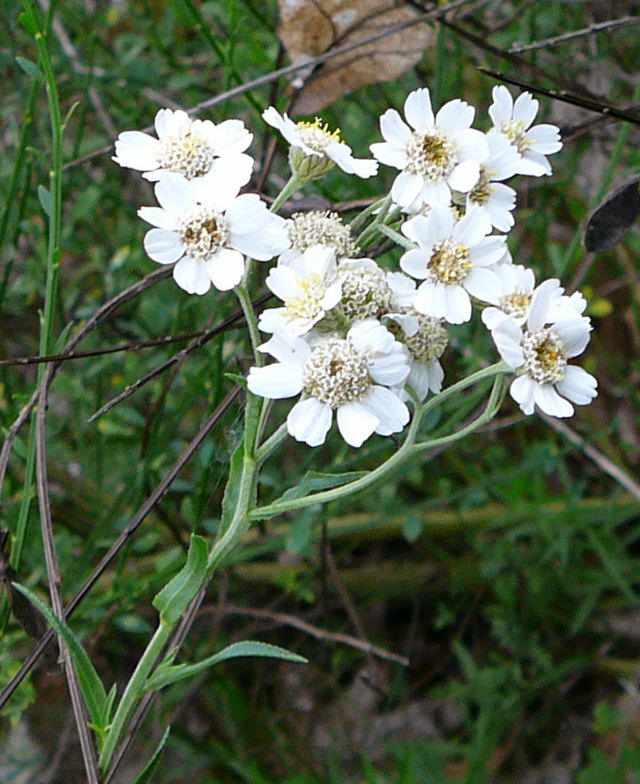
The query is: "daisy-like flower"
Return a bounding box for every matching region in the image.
[400,206,506,324]
[113,108,253,185]
[258,246,342,336]
[464,132,521,231]
[247,321,410,447]
[263,107,378,181]
[279,210,357,265]
[482,265,554,330]
[138,173,289,295]
[488,86,562,177]
[370,87,489,210]
[492,281,597,417]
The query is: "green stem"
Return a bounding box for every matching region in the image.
[98,622,172,773]
[235,283,262,365]
[376,223,416,250]
[270,175,301,214]
[420,362,510,419]
[349,195,390,232]
[256,421,288,465]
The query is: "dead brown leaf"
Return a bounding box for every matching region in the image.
[278,0,433,115]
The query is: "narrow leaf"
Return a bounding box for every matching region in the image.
[37,185,51,217]
[584,175,640,252]
[275,470,367,504]
[219,439,244,535]
[12,582,109,729]
[132,726,171,784]
[152,534,208,624]
[15,56,43,82]
[145,640,307,692]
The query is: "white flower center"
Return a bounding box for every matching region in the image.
[295,119,341,154]
[402,313,448,363]
[288,211,356,258]
[522,328,567,383]
[500,120,530,154]
[283,274,328,324]
[499,291,531,319]
[338,266,393,321]
[179,206,229,260]
[427,240,471,285]
[302,338,371,407]
[469,167,494,205]
[406,129,458,181]
[158,129,215,178]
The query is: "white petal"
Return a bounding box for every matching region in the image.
[391,171,424,208]
[464,267,502,304]
[369,141,408,169]
[489,86,514,127]
[447,160,480,193]
[348,319,395,353]
[113,131,160,171]
[205,153,254,191]
[203,248,244,291]
[556,365,597,406]
[287,398,332,446]
[443,285,472,324]
[481,306,508,330]
[137,206,178,231]
[415,281,447,319]
[513,92,539,129]
[552,317,591,358]
[404,88,434,130]
[143,229,184,264]
[452,209,491,248]
[436,99,474,131]
[326,143,378,178]
[337,402,379,447]
[527,278,563,331]
[419,180,452,208]
[421,205,455,246]
[155,174,195,215]
[454,129,490,164]
[266,265,300,300]
[492,319,525,367]
[172,256,211,295]
[363,386,409,436]
[516,151,551,177]
[209,118,253,155]
[400,249,428,280]
[258,331,311,365]
[380,108,412,145]
[527,124,562,154]
[534,383,574,418]
[468,236,507,267]
[248,363,303,399]
[368,352,410,387]
[510,374,536,415]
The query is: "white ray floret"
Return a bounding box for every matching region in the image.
[488,86,562,177]
[465,132,521,231]
[247,321,411,447]
[259,246,342,336]
[491,282,596,417]
[138,173,289,295]
[263,107,378,180]
[113,108,253,186]
[370,87,489,210]
[399,205,506,324]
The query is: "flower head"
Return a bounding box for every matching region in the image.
[263,107,378,181]
[488,86,562,177]
[464,132,521,231]
[370,88,489,210]
[113,108,253,186]
[280,210,357,265]
[247,321,410,447]
[400,206,506,324]
[492,280,596,417]
[138,173,288,294]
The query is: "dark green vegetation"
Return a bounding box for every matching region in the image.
[2,0,640,781]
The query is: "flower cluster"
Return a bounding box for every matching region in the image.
[115,86,598,447]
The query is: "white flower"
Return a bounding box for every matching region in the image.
[492,282,596,417]
[335,259,396,323]
[280,210,357,265]
[113,108,253,186]
[465,133,521,231]
[138,173,289,295]
[482,266,553,330]
[247,321,410,447]
[400,206,506,324]
[370,87,489,210]
[263,107,378,180]
[488,86,562,177]
[259,246,342,336]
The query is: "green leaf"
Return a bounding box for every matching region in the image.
[145,640,307,692]
[18,9,39,35]
[223,372,248,389]
[12,583,109,731]
[15,56,43,82]
[402,512,423,543]
[152,534,208,624]
[219,439,244,536]
[275,471,367,504]
[132,726,171,784]
[37,185,51,217]
[62,99,81,130]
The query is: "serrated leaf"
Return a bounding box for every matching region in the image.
[12,583,109,731]
[37,185,51,217]
[15,56,43,82]
[145,640,307,692]
[152,534,208,625]
[584,175,640,253]
[275,470,367,504]
[278,0,432,115]
[132,726,171,784]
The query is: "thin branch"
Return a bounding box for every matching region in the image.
[509,15,640,54]
[63,0,482,170]
[0,386,241,711]
[35,366,100,782]
[478,67,640,126]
